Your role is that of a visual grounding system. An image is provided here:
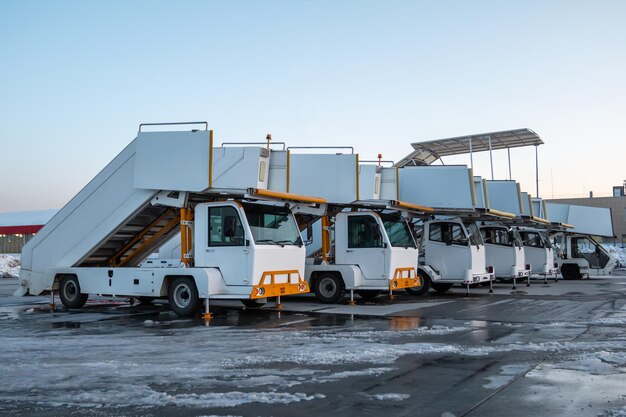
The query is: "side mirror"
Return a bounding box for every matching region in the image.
[245,239,250,247]
[306,225,313,241]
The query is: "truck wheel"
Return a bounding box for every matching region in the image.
[431,282,453,293]
[168,277,201,317]
[561,264,581,280]
[406,272,431,296]
[356,290,380,301]
[314,274,345,304]
[241,299,267,308]
[59,275,89,309]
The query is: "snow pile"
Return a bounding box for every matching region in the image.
[0,254,20,278]
[603,244,626,269]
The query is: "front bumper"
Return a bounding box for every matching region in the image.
[389,267,421,290]
[463,273,494,285]
[250,270,310,299]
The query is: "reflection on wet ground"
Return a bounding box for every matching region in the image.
[1,277,626,416]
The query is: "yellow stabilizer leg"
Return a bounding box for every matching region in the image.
[202,299,213,320]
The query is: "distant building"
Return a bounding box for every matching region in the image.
[548,185,626,243]
[0,210,58,253]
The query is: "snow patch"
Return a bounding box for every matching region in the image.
[0,254,20,278]
[606,406,626,417]
[551,351,626,375]
[482,364,531,389]
[604,244,626,269]
[318,367,394,381]
[35,389,323,408]
[368,393,410,401]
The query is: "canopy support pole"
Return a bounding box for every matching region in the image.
[488,136,494,180]
[535,145,539,197]
[507,148,512,180]
[469,138,473,170]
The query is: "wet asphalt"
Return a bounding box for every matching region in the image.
[1,274,626,417]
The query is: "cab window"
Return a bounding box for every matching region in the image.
[520,231,544,248]
[481,227,513,246]
[429,222,467,246]
[208,206,244,246]
[348,215,384,248]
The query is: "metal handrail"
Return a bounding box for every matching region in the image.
[287,146,354,154]
[221,142,286,150]
[139,121,208,132]
[360,160,395,166]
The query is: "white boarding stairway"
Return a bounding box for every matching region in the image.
[19,124,272,296]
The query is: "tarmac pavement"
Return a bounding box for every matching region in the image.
[1,275,626,417]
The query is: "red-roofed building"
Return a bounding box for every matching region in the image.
[0,210,58,253]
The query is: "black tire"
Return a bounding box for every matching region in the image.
[314,274,345,304]
[431,282,454,293]
[168,277,201,317]
[241,299,268,308]
[561,264,581,280]
[356,290,381,301]
[58,275,89,309]
[405,271,432,296]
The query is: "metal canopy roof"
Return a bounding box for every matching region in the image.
[395,128,543,167]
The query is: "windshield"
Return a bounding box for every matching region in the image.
[481,226,520,247]
[380,213,417,248]
[520,230,551,248]
[465,223,484,246]
[540,232,553,248]
[241,203,303,246]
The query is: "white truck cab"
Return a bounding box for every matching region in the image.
[305,209,420,303]
[518,228,559,281]
[414,217,494,294]
[553,233,616,279]
[478,223,530,287]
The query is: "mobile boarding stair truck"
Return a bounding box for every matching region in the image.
[382,165,495,296]
[269,150,430,304]
[476,180,531,289]
[517,194,560,283]
[16,123,326,317]
[546,203,617,279]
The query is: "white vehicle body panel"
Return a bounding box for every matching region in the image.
[479,224,529,279]
[420,219,492,284]
[288,154,359,203]
[397,166,475,209]
[484,180,523,216]
[525,246,558,276]
[547,203,614,237]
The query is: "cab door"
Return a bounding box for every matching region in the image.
[337,213,386,280]
[425,221,470,279]
[197,204,249,286]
